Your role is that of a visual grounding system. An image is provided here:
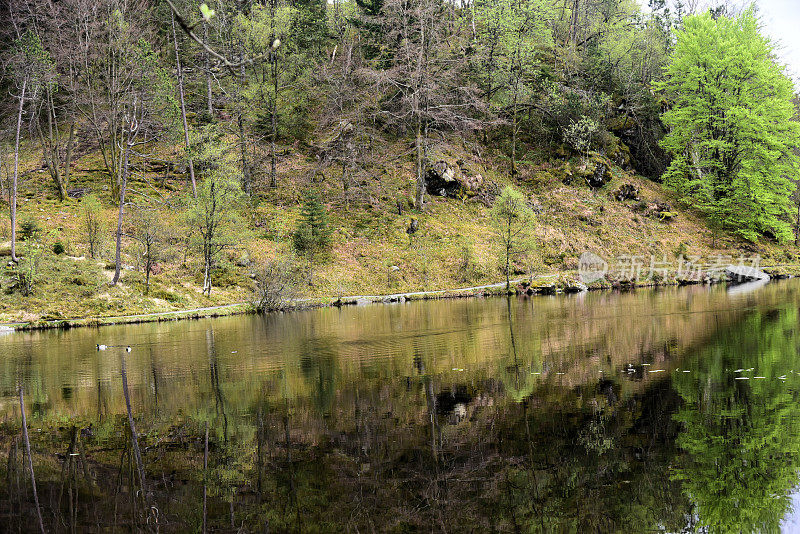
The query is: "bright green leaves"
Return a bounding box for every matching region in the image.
[200,3,216,22]
[491,186,535,288]
[671,305,800,532]
[474,0,553,107]
[657,8,800,242]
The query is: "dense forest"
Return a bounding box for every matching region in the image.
[0,0,798,320]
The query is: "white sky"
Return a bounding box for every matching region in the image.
[756,0,800,82]
[638,0,800,83]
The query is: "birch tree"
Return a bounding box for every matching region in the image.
[8,30,48,262]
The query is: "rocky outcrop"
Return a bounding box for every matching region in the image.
[613,183,639,201]
[563,279,588,293]
[587,160,612,187]
[426,159,484,198]
[646,201,675,221]
[572,155,613,188]
[633,200,675,221]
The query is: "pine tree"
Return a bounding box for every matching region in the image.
[657,8,800,242]
[293,190,331,284]
[291,0,328,53]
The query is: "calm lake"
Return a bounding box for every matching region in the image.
[2,281,800,532]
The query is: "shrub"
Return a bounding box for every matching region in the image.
[19,218,41,241]
[252,258,303,312]
[52,241,65,255]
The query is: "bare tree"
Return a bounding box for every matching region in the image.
[6,28,48,262]
[252,257,301,311]
[82,193,103,259]
[72,0,159,199]
[129,207,167,294]
[376,0,486,209]
[171,13,198,197]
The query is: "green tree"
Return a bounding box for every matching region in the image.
[475,0,552,175]
[292,190,331,285]
[188,128,244,296]
[657,8,800,242]
[491,186,534,290]
[291,0,328,53]
[239,1,301,189]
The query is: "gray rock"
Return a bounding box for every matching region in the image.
[726,265,769,283]
[613,183,639,201]
[564,280,588,293]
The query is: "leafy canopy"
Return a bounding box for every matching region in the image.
[657,8,800,242]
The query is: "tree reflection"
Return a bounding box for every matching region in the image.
[4,286,800,530]
[672,306,800,533]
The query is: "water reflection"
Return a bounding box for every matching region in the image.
[1,282,800,531]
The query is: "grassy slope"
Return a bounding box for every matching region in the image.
[0,131,794,324]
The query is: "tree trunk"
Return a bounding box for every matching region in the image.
[203,244,212,297]
[44,87,67,201]
[569,0,580,44]
[204,22,213,117]
[172,14,197,198]
[19,385,46,534]
[145,254,151,295]
[11,78,27,263]
[511,101,518,177]
[112,135,130,286]
[64,121,75,196]
[238,41,251,195]
[415,118,425,209]
[505,217,512,290]
[270,53,278,189]
[120,353,147,497]
[341,161,349,210]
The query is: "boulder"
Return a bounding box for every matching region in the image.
[613,183,639,201]
[587,160,612,188]
[68,188,91,199]
[529,198,544,214]
[726,265,769,283]
[643,201,675,221]
[573,157,612,188]
[425,160,484,198]
[426,160,459,197]
[563,279,588,293]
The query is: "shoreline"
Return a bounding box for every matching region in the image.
[2,267,796,333]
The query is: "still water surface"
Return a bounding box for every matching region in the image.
[2,281,800,532]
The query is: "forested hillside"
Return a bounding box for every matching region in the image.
[0,0,798,323]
